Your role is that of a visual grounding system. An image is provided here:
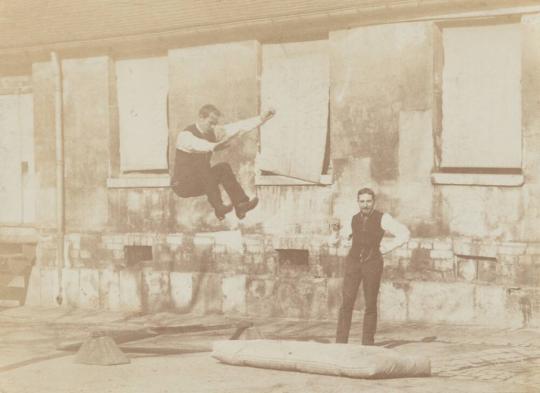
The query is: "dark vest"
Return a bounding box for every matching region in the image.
[172,124,216,185]
[349,209,385,260]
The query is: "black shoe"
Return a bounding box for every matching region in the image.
[214,204,233,220]
[235,197,259,219]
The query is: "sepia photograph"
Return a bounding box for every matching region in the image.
[0,0,539,392]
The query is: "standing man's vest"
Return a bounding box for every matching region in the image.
[172,124,216,186]
[349,210,385,261]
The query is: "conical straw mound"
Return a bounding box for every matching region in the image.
[75,331,130,365]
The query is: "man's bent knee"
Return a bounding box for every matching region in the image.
[213,162,232,174]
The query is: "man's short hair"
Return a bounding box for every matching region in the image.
[357,187,376,200]
[199,104,222,119]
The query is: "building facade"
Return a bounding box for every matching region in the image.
[0,0,539,327]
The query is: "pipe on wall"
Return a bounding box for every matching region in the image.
[50,52,64,306]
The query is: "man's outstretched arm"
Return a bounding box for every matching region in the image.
[214,109,275,148]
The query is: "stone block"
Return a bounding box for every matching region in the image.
[193,234,215,248]
[327,277,343,319]
[432,258,455,272]
[40,267,59,306]
[272,279,315,319]
[24,266,41,306]
[191,273,223,315]
[79,268,100,309]
[409,248,431,270]
[476,243,498,258]
[99,268,121,310]
[244,237,264,254]
[497,255,519,286]
[433,240,452,250]
[457,258,477,281]
[170,272,193,312]
[166,234,184,246]
[516,255,539,287]
[246,278,275,317]
[393,248,412,258]
[473,285,509,326]
[419,240,433,250]
[525,243,540,255]
[498,242,527,256]
[142,269,170,312]
[119,269,142,312]
[154,244,173,264]
[430,249,454,259]
[62,268,80,307]
[408,239,420,249]
[308,279,329,320]
[106,242,124,251]
[453,238,472,256]
[408,281,475,323]
[477,259,498,283]
[37,246,56,267]
[69,248,80,260]
[379,281,408,322]
[222,275,247,314]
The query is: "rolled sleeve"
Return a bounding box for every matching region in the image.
[380,213,410,254]
[219,116,263,140]
[176,131,215,153]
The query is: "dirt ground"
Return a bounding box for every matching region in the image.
[0,307,539,393]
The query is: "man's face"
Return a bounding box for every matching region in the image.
[357,193,374,215]
[199,112,220,133]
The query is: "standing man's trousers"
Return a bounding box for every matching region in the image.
[335,255,383,345]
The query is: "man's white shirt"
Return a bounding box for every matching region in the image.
[379,213,410,254]
[176,116,264,153]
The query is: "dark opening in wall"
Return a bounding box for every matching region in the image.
[277,249,309,266]
[125,245,153,267]
[456,255,497,282]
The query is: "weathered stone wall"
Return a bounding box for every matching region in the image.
[8,11,540,327]
[26,232,540,327]
[62,57,110,231]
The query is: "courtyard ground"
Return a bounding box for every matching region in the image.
[0,306,539,393]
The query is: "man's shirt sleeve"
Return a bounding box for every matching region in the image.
[215,116,263,141]
[176,131,215,153]
[380,213,410,253]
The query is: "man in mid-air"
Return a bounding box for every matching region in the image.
[171,104,275,220]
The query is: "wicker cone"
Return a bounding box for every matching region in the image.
[238,326,264,340]
[74,331,130,365]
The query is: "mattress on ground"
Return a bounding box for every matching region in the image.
[212,339,431,379]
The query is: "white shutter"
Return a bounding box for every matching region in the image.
[441,24,522,168]
[259,41,329,183]
[117,57,169,172]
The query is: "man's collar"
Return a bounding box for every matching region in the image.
[195,122,204,134]
[360,209,375,218]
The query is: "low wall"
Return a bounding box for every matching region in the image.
[24,231,540,328]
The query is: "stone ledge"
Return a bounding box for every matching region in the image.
[107,175,171,188]
[0,226,38,243]
[431,172,524,187]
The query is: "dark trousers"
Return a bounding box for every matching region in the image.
[336,255,383,345]
[172,162,248,209]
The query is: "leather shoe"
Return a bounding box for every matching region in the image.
[235,197,259,219]
[214,204,233,220]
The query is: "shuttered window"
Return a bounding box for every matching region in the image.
[116,57,169,172]
[441,23,522,170]
[259,40,330,184]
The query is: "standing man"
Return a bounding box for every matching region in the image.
[171,104,275,220]
[336,187,410,345]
